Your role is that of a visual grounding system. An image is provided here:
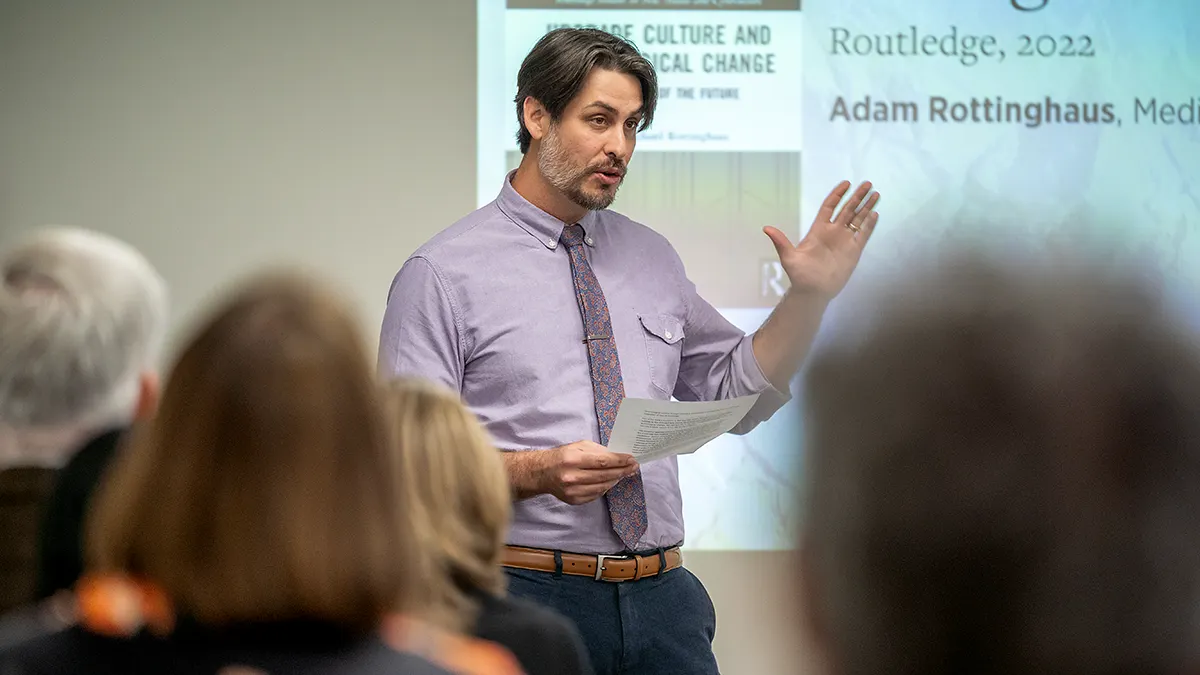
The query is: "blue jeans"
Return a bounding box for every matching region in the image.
[505,564,720,675]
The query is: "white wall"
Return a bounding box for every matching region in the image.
[0,2,812,672]
[0,0,479,358]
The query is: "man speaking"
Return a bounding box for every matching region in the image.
[379,27,879,675]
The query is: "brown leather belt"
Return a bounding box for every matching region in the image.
[502,545,683,582]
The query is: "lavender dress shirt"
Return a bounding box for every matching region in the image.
[378,172,790,554]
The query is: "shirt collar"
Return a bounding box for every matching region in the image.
[496,170,598,250]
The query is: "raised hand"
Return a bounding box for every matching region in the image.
[763,181,880,301]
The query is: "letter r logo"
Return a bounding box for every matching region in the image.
[761,260,789,300]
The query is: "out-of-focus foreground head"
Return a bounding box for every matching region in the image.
[86,273,417,632]
[0,227,168,441]
[800,253,1200,675]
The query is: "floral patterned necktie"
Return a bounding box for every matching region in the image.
[561,224,647,550]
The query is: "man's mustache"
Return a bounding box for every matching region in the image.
[586,160,626,176]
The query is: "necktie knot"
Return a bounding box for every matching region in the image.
[560,224,586,248]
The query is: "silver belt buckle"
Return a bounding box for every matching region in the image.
[594,553,633,582]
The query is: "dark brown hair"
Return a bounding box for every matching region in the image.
[802,253,1200,675]
[514,28,657,154]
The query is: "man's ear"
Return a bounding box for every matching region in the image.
[522,95,550,144]
[134,371,160,420]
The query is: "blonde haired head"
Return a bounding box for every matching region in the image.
[380,377,511,629]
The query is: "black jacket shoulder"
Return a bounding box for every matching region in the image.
[0,624,452,675]
[474,593,594,675]
[35,428,125,599]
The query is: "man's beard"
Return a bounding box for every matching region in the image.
[538,125,625,211]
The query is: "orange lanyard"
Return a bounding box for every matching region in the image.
[74,573,176,637]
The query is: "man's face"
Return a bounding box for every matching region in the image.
[537,68,643,211]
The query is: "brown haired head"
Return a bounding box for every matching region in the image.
[379,377,511,630]
[87,273,416,633]
[800,253,1200,675]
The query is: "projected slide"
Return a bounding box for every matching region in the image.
[477,0,1200,551]
[803,0,1200,288]
[477,0,805,551]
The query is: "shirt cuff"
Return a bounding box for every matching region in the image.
[737,333,793,410]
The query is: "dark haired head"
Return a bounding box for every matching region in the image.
[801,252,1200,675]
[514,28,657,154]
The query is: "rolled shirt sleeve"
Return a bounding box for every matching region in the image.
[669,251,792,435]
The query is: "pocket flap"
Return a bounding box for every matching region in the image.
[639,313,685,345]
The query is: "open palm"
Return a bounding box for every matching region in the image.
[764,181,880,300]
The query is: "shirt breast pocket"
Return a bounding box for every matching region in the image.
[639,313,685,396]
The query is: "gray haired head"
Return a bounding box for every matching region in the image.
[0,227,168,431]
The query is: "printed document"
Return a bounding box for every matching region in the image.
[607,394,761,463]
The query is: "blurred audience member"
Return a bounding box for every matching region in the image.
[0,227,167,613]
[381,378,587,675]
[798,254,1200,675]
[0,274,450,674]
